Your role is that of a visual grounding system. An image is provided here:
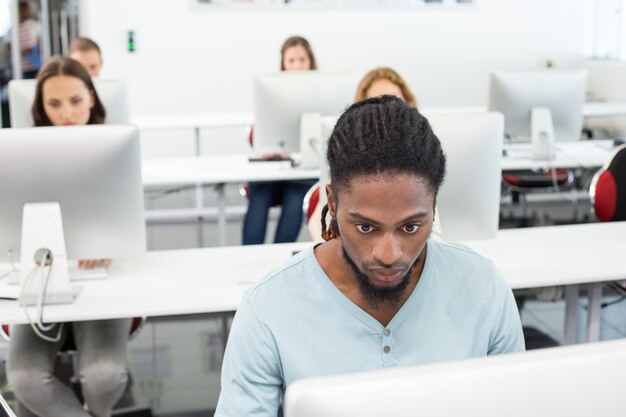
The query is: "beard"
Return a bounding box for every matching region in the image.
[341,245,422,311]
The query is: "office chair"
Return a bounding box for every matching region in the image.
[501,168,574,227]
[1,318,150,417]
[590,144,626,222]
[302,182,324,242]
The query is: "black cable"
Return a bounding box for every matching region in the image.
[144,185,195,201]
[601,295,626,309]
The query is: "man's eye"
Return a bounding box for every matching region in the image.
[402,224,419,234]
[356,224,373,234]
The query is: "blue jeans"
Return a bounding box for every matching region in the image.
[242,180,315,245]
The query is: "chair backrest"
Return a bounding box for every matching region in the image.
[0,324,9,342]
[303,183,320,223]
[590,144,626,222]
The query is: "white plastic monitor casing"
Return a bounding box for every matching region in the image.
[8,78,130,128]
[253,71,358,154]
[488,69,587,142]
[285,338,626,417]
[19,202,75,305]
[0,125,146,264]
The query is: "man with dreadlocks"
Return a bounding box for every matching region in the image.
[215,96,524,417]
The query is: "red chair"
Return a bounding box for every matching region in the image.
[302,182,325,242]
[590,144,626,222]
[302,182,320,224]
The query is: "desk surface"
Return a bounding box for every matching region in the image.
[142,154,320,186]
[1,222,624,325]
[140,141,614,189]
[502,139,615,170]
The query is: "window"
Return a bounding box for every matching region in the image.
[587,0,626,60]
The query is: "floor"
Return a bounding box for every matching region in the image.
[1,183,624,416]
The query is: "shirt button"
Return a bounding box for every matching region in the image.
[383,345,391,353]
[384,328,391,337]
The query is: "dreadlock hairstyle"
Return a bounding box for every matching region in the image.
[321,95,447,241]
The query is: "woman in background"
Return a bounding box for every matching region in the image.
[354,66,417,107]
[6,56,130,417]
[242,36,318,245]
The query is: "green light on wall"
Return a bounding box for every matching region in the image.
[128,31,135,52]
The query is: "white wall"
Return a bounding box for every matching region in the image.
[79,0,587,116]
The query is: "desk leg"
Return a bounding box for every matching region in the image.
[220,312,233,355]
[195,183,204,248]
[587,283,603,343]
[194,127,201,156]
[217,183,226,246]
[563,284,578,345]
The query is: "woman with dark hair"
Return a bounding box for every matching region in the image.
[242,36,318,245]
[31,55,106,126]
[280,36,317,71]
[6,56,130,417]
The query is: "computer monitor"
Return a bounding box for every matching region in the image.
[319,112,503,241]
[253,72,357,160]
[0,125,146,299]
[7,78,131,128]
[488,69,587,142]
[285,338,626,417]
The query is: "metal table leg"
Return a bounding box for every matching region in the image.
[586,282,603,343]
[563,284,579,345]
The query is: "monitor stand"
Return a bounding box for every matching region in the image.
[531,107,556,161]
[299,112,322,169]
[19,202,80,306]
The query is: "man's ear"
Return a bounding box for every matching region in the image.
[326,184,336,217]
[432,195,437,219]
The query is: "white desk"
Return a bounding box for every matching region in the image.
[502,139,615,171]
[142,155,319,246]
[1,222,624,344]
[583,102,626,118]
[465,222,626,344]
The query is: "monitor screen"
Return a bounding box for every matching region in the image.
[319,112,503,241]
[7,78,131,128]
[285,338,626,417]
[0,125,146,263]
[488,69,587,142]
[254,71,358,153]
